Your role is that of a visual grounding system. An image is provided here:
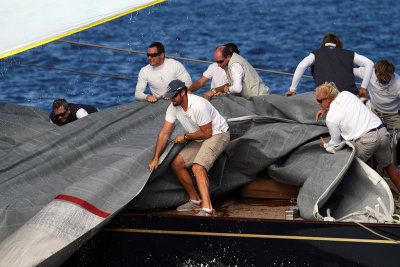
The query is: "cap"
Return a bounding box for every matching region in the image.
[164,80,186,98]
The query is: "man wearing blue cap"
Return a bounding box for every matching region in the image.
[149,80,230,216]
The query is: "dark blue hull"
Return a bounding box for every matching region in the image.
[63,212,400,266]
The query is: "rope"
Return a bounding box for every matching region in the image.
[0,59,137,81]
[56,40,312,78]
[1,39,361,85]
[353,221,400,244]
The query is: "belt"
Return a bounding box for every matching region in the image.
[366,124,384,134]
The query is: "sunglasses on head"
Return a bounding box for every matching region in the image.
[215,58,225,64]
[147,52,161,58]
[316,98,327,103]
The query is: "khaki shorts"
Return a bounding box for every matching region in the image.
[373,110,400,129]
[355,126,392,167]
[179,132,230,171]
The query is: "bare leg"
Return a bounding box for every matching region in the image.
[171,155,200,201]
[192,163,212,209]
[384,164,400,192]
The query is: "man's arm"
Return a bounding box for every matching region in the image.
[188,76,209,93]
[204,83,229,101]
[354,53,374,98]
[76,108,89,119]
[134,73,151,101]
[226,63,244,94]
[149,120,174,171]
[285,53,315,96]
[175,122,212,143]
[323,121,342,148]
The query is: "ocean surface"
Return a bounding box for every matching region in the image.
[1,0,400,113]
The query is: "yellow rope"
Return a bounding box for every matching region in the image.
[354,221,400,244]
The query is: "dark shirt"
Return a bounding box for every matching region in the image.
[312,46,358,95]
[49,103,98,126]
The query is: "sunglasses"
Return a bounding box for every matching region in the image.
[316,98,327,103]
[55,111,67,118]
[215,58,226,64]
[147,52,161,58]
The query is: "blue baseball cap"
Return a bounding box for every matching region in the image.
[164,80,186,98]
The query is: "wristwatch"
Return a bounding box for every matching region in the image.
[211,88,216,94]
[184,133,188,140]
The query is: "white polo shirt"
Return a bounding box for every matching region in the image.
[165,94,229,140]
[325,91,382,147]
[135,58,192,101]
[203,62,228,89]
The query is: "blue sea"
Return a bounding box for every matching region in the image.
[1,0,400,113]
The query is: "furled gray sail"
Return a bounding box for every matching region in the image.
[0,92,395,266]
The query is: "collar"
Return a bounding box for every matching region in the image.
[325,43,336,47]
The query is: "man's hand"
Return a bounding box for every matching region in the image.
[316,108,327,121]
[146,95,158,103]
[223,84,230,95]
[175,134,187,144]
[359,87,367,98]
[204,90,215,101]
[148,158,159,172]
[320,137,326,147]
[285,91,296,96]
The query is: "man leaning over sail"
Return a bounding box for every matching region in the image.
[316,82,400,193]
[49,98,98,126]
[134,42,192,103]
[149,80,230,216]
[285,33,373,98]
[188,43,240,95]
[205,46,270,101]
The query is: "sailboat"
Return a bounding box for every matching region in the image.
[1,1,400,266]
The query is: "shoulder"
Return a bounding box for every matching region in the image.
[206,62,219,72]
[165,58,180,65]
[139,64,152,74]
[189,94,208,107]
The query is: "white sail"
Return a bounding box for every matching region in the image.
[0,0,165,59]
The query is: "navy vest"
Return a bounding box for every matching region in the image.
[311,47,358,95]
[49,103,98,125]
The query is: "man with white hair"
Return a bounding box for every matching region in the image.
[316,82,400,192]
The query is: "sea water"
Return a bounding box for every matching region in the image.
[0,0,400,113]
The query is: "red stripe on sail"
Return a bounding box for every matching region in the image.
[55,194,110,218]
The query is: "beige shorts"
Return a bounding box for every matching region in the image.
[179,131,230,171]
[373,110,400,130]
[355,126,392,167]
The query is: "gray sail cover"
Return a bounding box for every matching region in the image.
[0,92,395,266]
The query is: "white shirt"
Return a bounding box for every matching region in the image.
[76,108,89,119]
[227,62,244,94]
[354,68,400,113]
[135,58,192,101]
[203,62,228,89]
[165,94,229,140]
[289,44,374,92]
[324,91,382,147]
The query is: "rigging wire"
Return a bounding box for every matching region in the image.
[0,59,137,81]
[1,39,362,87]
[56,40,311,78]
